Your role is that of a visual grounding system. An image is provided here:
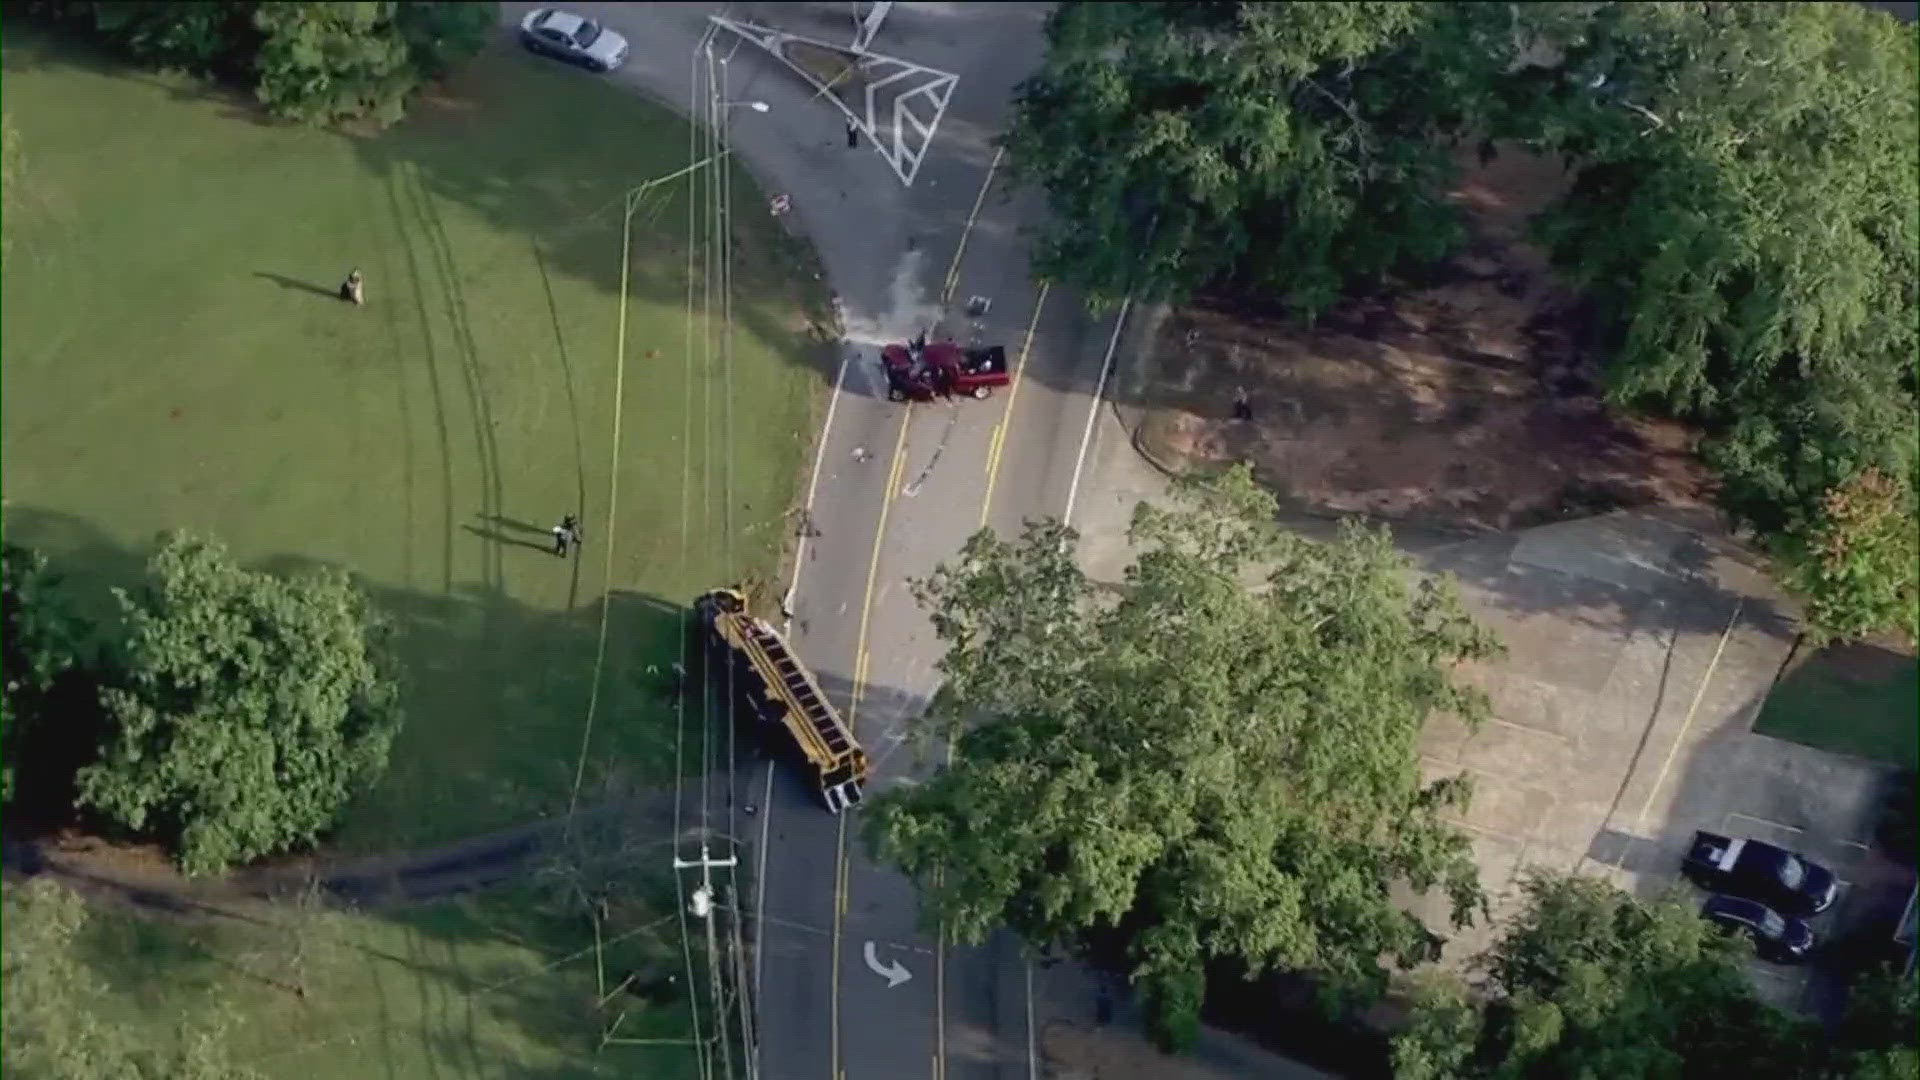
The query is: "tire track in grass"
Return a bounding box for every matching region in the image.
[405,163,505,604]
[372,179,417,591]
[383,170,454,597]
[531,240,588,574]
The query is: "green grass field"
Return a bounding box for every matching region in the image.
[69,878,703,1079]
[2,27,811,1078]
[1756,643,1919,770]
[1,30,827,852]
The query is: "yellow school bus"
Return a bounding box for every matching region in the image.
[696,588,869,812]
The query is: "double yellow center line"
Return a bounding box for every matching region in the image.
[829,144,1058,1080]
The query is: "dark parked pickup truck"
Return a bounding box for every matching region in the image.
[1684,831,1838,917]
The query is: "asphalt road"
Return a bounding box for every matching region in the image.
[497,4,1126,1078]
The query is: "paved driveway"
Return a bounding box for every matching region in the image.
[1388,511,1899,1007]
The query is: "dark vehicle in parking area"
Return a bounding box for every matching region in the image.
[1702,894,1815,963]
[1684,830,1839,916]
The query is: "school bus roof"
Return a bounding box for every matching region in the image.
[701,592,868,779]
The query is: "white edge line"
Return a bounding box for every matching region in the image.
[1062,299,1132,527]
[1025,960,1037,1080]
[757,349,848,1027]
[782,350,851,626]
[865,66,922,93]
[902,105,936,140]
[753,760,775,1001]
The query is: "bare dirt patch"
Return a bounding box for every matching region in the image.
[1135,143,1715,533]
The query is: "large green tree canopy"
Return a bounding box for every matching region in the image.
[1002,1,1521,313]
[77,533,402,876]
[1,544,88,808]
[1393,872,1918,1080]
[1515,1,1919,644]
[26,0,498,126]
[1007,1,1918,644]
[2,877,260,1078]
[1521,6,1917,490]
[867,467,1501,1047]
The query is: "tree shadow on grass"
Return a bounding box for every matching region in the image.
[347,46,842,390]
[4,504,711,1075]
[0,505,698,859]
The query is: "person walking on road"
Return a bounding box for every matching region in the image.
[845,117,859,148]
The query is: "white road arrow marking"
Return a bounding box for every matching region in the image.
[862,940,913,988]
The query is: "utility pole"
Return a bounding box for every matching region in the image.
[677,842,740,1080]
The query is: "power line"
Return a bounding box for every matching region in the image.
[672,24,723,1080]
[702,40,740,1080]
[717,50,755,1080]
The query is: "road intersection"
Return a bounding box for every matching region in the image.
[496,3,1128,1076]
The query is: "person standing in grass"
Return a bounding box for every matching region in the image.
[552,514,581,558]
[339,268,364,305]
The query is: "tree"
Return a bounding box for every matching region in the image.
[2,544,90,808]
[1782,468,1920,647]
[1397,872,1920,1079]
[2,877,260,1079]
[25,1,499,127]
[253,2,423,127]
[1392,872,1821,1079]
[1511,2,1919,641]
[1830,966,1920,1080]
[82,0,263,75]
[868,466,1501,1046]
[1010,3,1919,643]
[394,0,497,78]
[1001,1,1524,313]
[77,533,402,876]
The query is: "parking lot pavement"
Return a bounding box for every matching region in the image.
[1066,395,1912,1012]
[1393,508,1912,1011]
